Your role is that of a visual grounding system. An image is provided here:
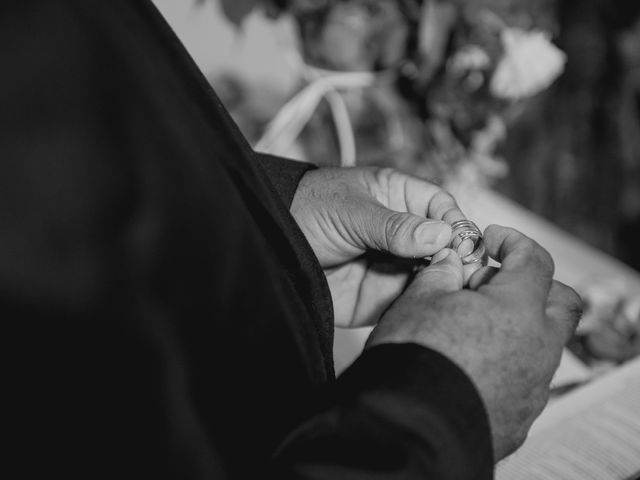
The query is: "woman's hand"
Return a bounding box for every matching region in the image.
[291,167,480,328]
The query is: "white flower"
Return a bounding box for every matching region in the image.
[490,28,567,100]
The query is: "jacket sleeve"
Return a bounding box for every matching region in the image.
[2,3,495,479]
[273,343,495,480]
[255,153,317,208]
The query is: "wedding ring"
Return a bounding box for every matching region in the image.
[449,220,488,265]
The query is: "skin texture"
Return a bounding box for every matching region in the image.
[291,167,481,327]
[367,227,583,461]
[292,168,582,460]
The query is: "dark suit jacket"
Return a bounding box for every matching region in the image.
[1,1,493,478]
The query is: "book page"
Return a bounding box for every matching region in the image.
[496,357,640,480]
[550,349,592,390]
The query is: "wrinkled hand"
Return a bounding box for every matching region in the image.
[291,167,479,328]
[367,225,583,461]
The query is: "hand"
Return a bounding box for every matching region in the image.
[291,167,480,328]
[584,295,640,362]
[367,225,583,461]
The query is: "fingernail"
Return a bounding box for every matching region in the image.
[431,248,453,264]
[456,238,475,257]
[415,221,450,246]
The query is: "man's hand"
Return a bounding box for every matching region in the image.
[291,167,479,328]
[367,225,583,461]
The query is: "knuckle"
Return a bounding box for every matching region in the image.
[499,228,526,255]
[519,236,555,275]
[537,246,555,273]
[518,236,538,254]
[484,223,501,238]
[373,167,396,190]
[562,286,584,327]
[370,167,405,204]
[534,248,555,278]
[550,281,584,334]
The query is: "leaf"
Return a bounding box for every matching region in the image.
[219,0,259,28]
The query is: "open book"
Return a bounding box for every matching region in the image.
[496,356,640,480]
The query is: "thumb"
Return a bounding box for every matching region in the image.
[407,249,464,299]
[364,205,452,257]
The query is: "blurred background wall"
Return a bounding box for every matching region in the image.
[498,0,640,271]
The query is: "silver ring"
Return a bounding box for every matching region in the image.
[449,220,488,265]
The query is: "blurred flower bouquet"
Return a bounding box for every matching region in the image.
[208,0,566,186]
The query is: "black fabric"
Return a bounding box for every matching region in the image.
[255,153,316,208]
[275,344,494,479]
[1,1,493,479]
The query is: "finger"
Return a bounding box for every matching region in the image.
[374,169,468,229]
[363,203,452,258]
[327,260,367,328]
[405,181,476,257]
[366,170,479,258]
[467,265,500,290]
[370,169,466,223]
[546,280,583,344]
[351,261,413,327]
[481,225,555,304]
[406,248,464,299]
